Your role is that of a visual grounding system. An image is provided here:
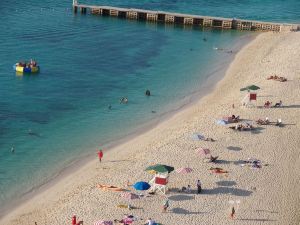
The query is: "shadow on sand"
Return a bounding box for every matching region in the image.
[168,194,194,201]
[227,146,242,151]
[237,218,277,222]
[216,180,237,186]
[172,207,207,215]
[203,187,252,196]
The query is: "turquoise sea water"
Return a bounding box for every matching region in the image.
[0,0,299,213]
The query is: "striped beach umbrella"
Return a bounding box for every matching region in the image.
[195,147,211,156]
[94,221,113,225]
[176,167,193,174]
[121,192,139,200]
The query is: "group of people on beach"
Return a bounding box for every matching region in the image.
[16,59,38,68]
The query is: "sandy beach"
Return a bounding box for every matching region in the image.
[1,31,300,225]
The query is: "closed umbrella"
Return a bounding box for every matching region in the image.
[191,133,205,141]
[94,221,113,225]
[195,147,210,156]
[145,164,174,174]
[121,192,139,200]
[240,85,260,91]
[176,167,193,174]
[133,181,151,191]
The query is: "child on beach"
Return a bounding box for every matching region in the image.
[230,206,235,219]
[197,180,202,194]
[162,198,169,212]
[97,149,103,163]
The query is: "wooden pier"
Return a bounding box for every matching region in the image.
[73,1,298,32]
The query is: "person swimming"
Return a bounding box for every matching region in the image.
[120,97,128,104]
[28,129,41,137]
[145,90,151,96]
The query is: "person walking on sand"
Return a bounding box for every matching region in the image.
[230,206,235,219]
[146,218,156,225]
[97,149,103,163]
[197,179,202,194]
[162,198,169,212]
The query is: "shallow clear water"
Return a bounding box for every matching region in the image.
[0,0,298,211]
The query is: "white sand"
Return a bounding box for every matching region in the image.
[1,31,300,225]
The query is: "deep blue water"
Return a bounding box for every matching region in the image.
[0,0,298,212]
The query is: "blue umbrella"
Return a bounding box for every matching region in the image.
[133,182,150,191]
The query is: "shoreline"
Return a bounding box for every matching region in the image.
[0,32,255,220]
[2,31,300,225]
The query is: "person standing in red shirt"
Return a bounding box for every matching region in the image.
[97,150,103,163]
[72,215,76,225]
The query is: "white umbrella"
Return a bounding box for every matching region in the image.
[120,192,139,200]
[94,221,113,225]
[176,167,193,174]
[195,147,211,157]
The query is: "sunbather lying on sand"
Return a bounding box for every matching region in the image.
[267,75,287,82]
[209,167,228,174]
[97,184,124,191]
[229,123,254,131]
[204,137,215,142]
[256,118,270,125]
[223,115,240,123]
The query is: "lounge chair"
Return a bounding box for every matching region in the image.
[276,119,282,126]
[274,101,283,107]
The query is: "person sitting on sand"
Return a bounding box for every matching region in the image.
[274,100,283,107]
[264,101,272,108]
[187,185,191,193]
[180,186,191,193]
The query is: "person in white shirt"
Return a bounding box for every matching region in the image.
[146,218,155,225]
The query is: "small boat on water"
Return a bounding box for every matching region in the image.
[13,60,39,73]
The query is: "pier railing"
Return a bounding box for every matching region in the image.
[73,1,298,32]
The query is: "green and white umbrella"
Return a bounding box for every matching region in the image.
[240,85,260,91]
[145,164,174,174]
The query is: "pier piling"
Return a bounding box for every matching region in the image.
[72,2,297,32]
